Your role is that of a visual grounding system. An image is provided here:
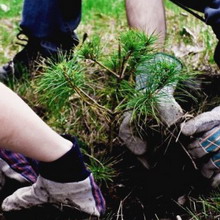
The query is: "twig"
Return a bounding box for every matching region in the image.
[116,191,133,220]
[120,51,132,79]
[92,59,120,79]
[63,72,113,114]
[166,125,198,170]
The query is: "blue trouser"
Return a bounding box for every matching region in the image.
[174,0,220,39]
[20,0,220,41]
[20,0,82,40]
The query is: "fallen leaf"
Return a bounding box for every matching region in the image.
[171,43,204,58]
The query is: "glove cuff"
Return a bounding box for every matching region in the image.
[39,135,90,183]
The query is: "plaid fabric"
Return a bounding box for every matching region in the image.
[200,127,220,168]
[0,149,39,184]
[89,174,106,215]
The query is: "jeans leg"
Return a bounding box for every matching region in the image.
[204,0,220,39]
[174,0,220,39]
[172,0,207,12]
[20,0,82,39]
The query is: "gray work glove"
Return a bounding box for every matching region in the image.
[2,173,105,217]
[181,106,220,188]
[119,53,184,169]
[135,53,184,127]
[119,112,150,168]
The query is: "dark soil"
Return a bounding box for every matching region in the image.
[0,134,210,220]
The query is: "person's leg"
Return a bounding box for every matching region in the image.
[0,83,105,216]
[125,0,166,45]
[21,0,81,40]
[0,0,82,81]
[0,83,72,161]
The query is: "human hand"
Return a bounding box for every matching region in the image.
[2,173,105,217]
[1,138,105,217]
[136,53,184,127]
[119,53,184,168]
[119,112,150,168]
[181,106,220,188]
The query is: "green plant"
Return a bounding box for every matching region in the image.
[35,30,195,147]
[185,192,220,220]
[36,56,87,114]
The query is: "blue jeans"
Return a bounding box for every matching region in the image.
[175,0,220,39]
[20,0,82,40]
[20,0,220,41]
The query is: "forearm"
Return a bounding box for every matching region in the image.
[125,0,166,45]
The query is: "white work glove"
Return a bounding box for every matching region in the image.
[1,136,105,217]
[119,53,184,168]
[2,173,105,217]
[181,106,220,188]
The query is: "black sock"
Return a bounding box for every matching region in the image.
[39,135,90,183]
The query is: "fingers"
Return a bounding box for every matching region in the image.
[184,126,220,187]
[2,182,47,211]
[211,173,220,188]
[119,112,147,156]
[181,106,220,136]
[156,90,183,127]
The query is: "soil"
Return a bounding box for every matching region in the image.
[0,137,211,220]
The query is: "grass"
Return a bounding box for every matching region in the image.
[82,0,124,21]
[165,0,218,68]
[1,0,220,220]
[0,0,22,18]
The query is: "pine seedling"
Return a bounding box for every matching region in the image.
[119,53,191,124]
[79,35,102,61]
[35,30,193,148]
[104,30,156,79]
[36,56,87,114]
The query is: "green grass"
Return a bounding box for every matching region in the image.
[0,0,22,18]
[165,0,218,68]
[0,0,22,63]
[82,0,124,21]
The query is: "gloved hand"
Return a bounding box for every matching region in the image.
[119,111,150,168]
[1,136,105,217]
[136,52,184,126]
[119,53,184,168]
[181,106,220,188]
[0,149,38,191]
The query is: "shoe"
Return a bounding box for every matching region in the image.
[2,173,106,217]
[0,31,79,81]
